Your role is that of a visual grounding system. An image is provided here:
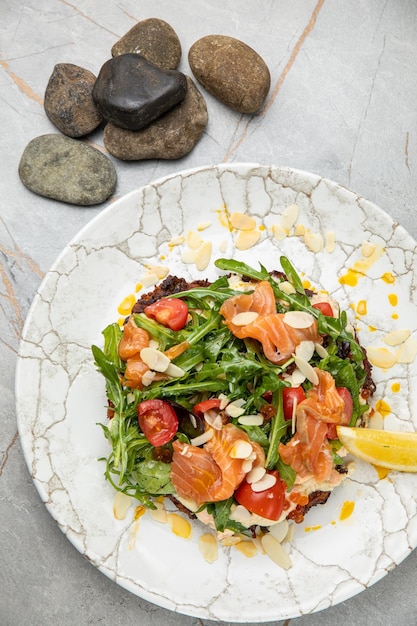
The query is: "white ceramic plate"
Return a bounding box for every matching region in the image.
[16,164,417,622]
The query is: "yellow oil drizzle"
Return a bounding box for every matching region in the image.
[302,279,311,289]
[135,282,143,292]
[215,205,232,231]
[339,500,355,521]
[375,398,391,417]
[128,506,146,549]
[368,325,377,332]
[117,293,136,316]
[304,525,322,532]
[391,382,401,393]
[356,300,367,315]
[339,245,385,287]
[391,313,399,320]
[373,465,391,479]
[381,272,396,284]
[388,293,398,306]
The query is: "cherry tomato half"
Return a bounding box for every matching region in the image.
[138,399,178,446]
[235,470,285,521]
[193,398,222,417]
[144,298,188,331]
[336,386,354,425]
[282,386,306,421]
[312,301,334,317]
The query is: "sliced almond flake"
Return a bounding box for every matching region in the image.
[230,211,257,231]
[219,238,228,253]
[168,235,185,247]
[251,472,277,492]
[304,231,324,253]
[230,440,253,459]
[261,534,292,570]
[225,401,246,418]
[186,230,202,249]
[140,347,170,372]
[113,491,132,520]
[165,362,185,378]
[242,458,254,473]
[199,533,218,563]
[361,241,376,257]
[221,535,242,546]
[367,410,385,430]
[365,346,397,369]
[197,221,212,231]
[396,337,417,364]
[315,342,328,358]
[141,370,156,387]
[204,411,223,430]
[148,339,159,350]
[246,466,266,484]
[278,280,296,295]
[288,368,306,386]
[269,520,289,543]
[231,505,252,527]
[149,500,168,523]
[190,429,214,447]
[195,241,212,271]
[218,393,229,410]
[238,414,264,426]
[231,311,259,326]
[283,310,315,329]
[280,203,299,230]
[284,523,294,543]
[236,229,261,251]
[181,249,197,264]
[325,231,336,253]
[141,273,159,288]
[382,329,411,346]
[295,340,315,362]
[291,395,298,435]
[272,224,289,241]
[293,355,319,385]
[294,223,305,236]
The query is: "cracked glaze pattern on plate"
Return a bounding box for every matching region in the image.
[15,164,417,622]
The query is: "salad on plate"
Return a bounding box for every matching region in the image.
[92,256,375,561]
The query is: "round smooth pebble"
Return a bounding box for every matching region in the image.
[18,134,117,206]
[92,53,187,131]
[103,76,207,160]
[188,35,270,113]
[44,63,103,137]
[111,18,182,70]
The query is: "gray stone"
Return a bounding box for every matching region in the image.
[103,76,207,160]
[111,18,181,70]
[92,54,187,131]
[18,134,117,206]
[188,35,270,114]
[44,63,103,137]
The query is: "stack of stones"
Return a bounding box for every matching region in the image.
[19,18,271,206]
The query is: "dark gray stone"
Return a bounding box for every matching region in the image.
[44,63,103,137]
[18,134,117,206]
[103,76,207,160]
[111,18,181,70]
[92,54,187,131]
[188,35,270,114]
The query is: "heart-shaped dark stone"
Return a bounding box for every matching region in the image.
[92,53,187,131]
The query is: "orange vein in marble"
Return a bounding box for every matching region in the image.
[0,59,43,106]
[0,262,24,337]
[0,431,18,478]
[222,0,326,161]
[58,0,120,37]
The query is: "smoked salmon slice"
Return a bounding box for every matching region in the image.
[279,369,349,485]
[220,281,322,365]
[171,423,265,505]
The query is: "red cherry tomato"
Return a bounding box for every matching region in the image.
[235,470,285,521]
[138,399,178,446]
[282,386,306,421]
[193,398,222,417]
[326,423,338,439]
[312,301,334,317]
[144,298,188,331]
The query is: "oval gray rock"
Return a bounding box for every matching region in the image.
[188,35,270,114]
[18,134,117,206]
[92,54,187,131]
[111,18,181,70]
[103,77,207,160]
[44,63,103,137]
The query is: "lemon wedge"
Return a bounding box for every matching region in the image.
[337,426,417,472]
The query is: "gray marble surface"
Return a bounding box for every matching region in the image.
[1,1,416,625]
